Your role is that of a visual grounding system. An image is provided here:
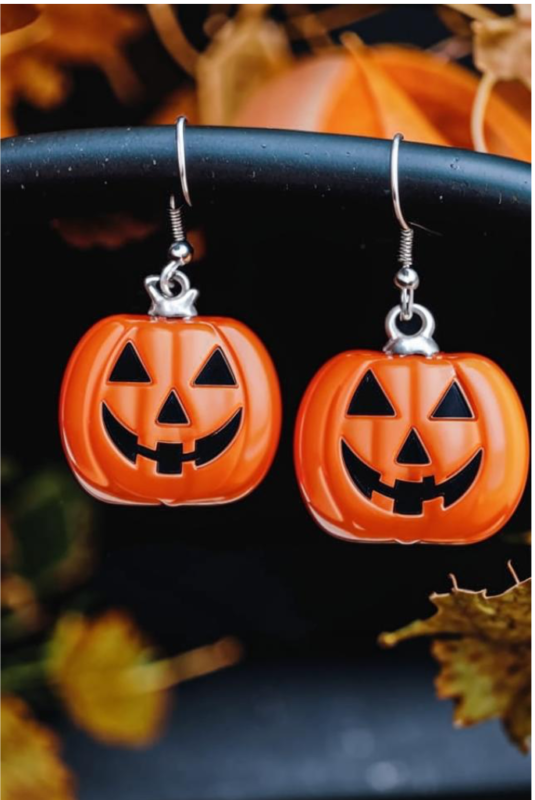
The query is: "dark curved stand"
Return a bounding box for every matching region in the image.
[1,126,530,231]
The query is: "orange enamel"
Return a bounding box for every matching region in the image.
[294,350,529,544]
[60,315,281,505]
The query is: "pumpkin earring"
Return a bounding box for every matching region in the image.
[294,133,529,545]
[60,117,281,505]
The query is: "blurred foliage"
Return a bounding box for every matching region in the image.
[1,3,145,137]
[46,610,241,747]
[1,695,76,800]
[1,463,242,798]
[0,3,39,34]
[380,564,531,753]
[8,468,93,595]
[2,463,94,643]
[472,3,531,86]
[1,457,22,485]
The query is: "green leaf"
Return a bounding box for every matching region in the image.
[9,468,94,595]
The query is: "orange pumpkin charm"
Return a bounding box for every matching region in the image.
[295,312,529,545]
[60,255,281,506]
[60,314,281,505]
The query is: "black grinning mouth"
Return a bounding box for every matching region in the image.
[102,403,243,474]
[341,439,482,516]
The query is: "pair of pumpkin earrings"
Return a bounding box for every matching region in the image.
[60,122,529,545]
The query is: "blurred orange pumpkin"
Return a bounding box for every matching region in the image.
[235,43,531,162]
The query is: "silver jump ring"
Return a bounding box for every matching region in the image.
[160,261,191,298]
[385,303,436,344]
[176,115,192,207]
[400,287,414,321]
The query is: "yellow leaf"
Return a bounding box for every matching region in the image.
[1,695,76,800]
[379,569,531,752]
[1,5,39,35]
[47,611,242,747]
[47,611,169,747]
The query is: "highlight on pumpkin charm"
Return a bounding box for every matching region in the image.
[294,134,528,545]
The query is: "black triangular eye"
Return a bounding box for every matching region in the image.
[108,343,151,383]
[193,347,237,386]
[347,370,395,416]
[431,381,474,419]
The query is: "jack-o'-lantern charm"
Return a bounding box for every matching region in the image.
[295,304,529,544]
[295,134,529,545]
[60,215,281,506]
[61,314,280,506]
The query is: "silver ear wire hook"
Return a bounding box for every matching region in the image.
[168,115,193,259]
[383,133,439,357]
[144,116,199,318]
[390,133,419,321]
[176,115,192,208]
[391,133,410,232]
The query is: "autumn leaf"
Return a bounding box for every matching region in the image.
[196,4,292,125]
[47,611,241,747]
[282,5,385,50]
[46,611,169,747]
[1,5,39,35]
[1,574,44,640]
[1,4,145,136]
[473,4,531,88]
[379,567,531,752]
[8,468,94,596]
[467,4,531,153]
[1,695,76,800]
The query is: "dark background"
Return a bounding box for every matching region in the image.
[2,5,531,800]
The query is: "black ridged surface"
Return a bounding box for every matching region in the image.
[1,126,530,229]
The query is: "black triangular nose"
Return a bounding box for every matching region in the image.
[396,429,431,465]
[157,390,189,424]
